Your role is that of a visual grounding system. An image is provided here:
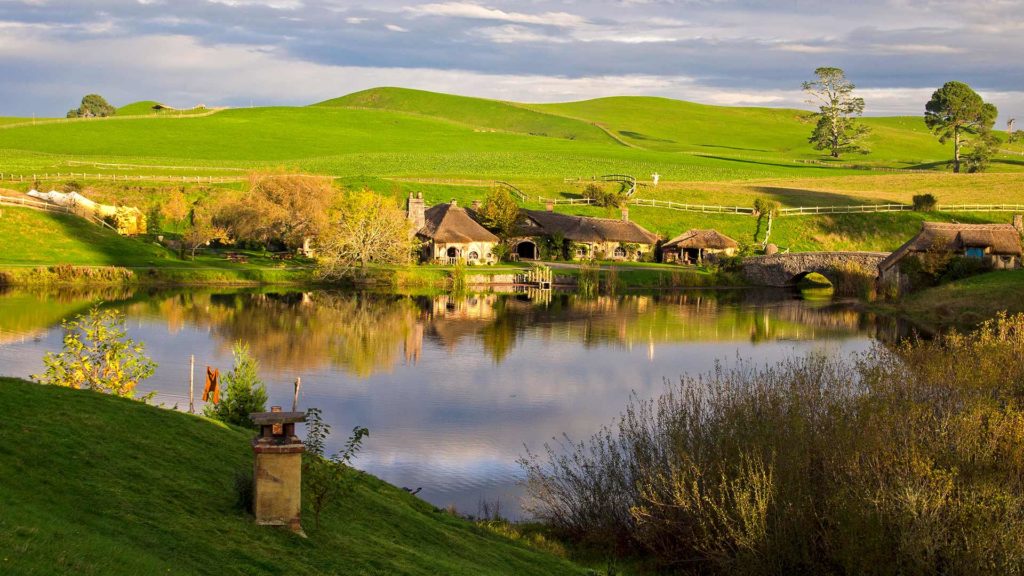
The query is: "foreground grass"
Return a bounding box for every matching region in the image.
[0,378,587,575]
[880,269,1024,331]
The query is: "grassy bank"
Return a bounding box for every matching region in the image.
[876,269,1024,331]
[0,377,586,575]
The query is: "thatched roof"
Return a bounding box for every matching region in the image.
[418,201,499,243]
[663,229,739,251]
[879,222,1023,271]
[520,210,658,244]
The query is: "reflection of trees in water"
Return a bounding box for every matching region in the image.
[130,291,421,378]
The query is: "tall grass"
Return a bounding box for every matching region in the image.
[521,313,1024,574]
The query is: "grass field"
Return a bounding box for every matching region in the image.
[878,269,1024,331]
[1,87,1022,256]
[0,377,586,575]
[0,207,313,284]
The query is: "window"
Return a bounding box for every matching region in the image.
[576,245,589,257]
[614,246,627,258]
[468,251,480,261]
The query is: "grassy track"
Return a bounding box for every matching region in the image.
[0,378,586,575]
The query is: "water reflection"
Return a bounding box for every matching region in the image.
[0,287,908,516]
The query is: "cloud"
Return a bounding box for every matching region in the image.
[405,2,587,27]
[0,0,1019,123]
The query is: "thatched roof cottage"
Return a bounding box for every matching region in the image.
[407,196,499,265]
[662,229,739,264]
[512,207,658,260]
[878,221,1023,285]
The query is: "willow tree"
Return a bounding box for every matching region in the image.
[802,67,871,158]
[924,81,998,173]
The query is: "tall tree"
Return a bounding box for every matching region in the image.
[802,67,871,158]
[924,81,998,173]
[220,171,335,254]
[316,188,413,278]
[478,185,521,239]
[66,94,117,118]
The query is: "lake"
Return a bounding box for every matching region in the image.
[0,286,907,518]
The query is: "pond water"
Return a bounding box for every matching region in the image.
[0,286,908,518]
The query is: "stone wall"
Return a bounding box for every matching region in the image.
[741,252,890,287]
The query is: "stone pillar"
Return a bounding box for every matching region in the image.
[621,207,629,222]
[251,408,307,535]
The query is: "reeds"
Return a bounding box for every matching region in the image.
[521,313,1024,574]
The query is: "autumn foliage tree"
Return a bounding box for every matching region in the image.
[478,185,521,239]
[220,171,335,254]
[316,188,413,279]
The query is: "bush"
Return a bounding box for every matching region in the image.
[203,343,268,429]
[32,306,156,398]
[912,194,938,211]
[582,183,626,208]
[304,407,369,529]
[521,314,1024,574]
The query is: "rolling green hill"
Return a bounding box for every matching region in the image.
[1,87,1020,182]
[319,87,613,144]
[0,377,585,575]
[118,101,212,116]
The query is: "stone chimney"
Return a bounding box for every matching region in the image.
[471,199,481,211]
[1014,214,1023,236]
[450,198,458,207]
[621,206,630,222]
[545,201,554,212]
[251,408,307,535]
[407,192,425,233]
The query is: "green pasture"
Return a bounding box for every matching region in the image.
[0,378,586,575]
[0,87,1020,183]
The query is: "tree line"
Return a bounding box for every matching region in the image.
[803,67,1001,173]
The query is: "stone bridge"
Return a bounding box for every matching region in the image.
[741,252,890,287]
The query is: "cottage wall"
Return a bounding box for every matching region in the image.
[429,241,497,265]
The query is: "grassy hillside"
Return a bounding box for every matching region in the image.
[0,378,585,575]
[531,96,994,170]
[320,87,613,144]
[882,269,1024,330]
[0,206,312,284]
[118,101,213,116]
[1,87,1020,182]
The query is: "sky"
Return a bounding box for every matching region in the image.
[0,0,1021,124]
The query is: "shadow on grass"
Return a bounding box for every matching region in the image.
[750,186,893,207]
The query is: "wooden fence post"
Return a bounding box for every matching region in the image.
[189,355,195,414]
[292,377,301,412]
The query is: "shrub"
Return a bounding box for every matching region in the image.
[521,314,1024,574]
[203,343,268,429]
[33,306,157,398]
[303,407,369,530]
[912,193,938,211]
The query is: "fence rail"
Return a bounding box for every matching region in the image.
[538,196,596,206]
[494,180,527,203]
[629,197,754,214]
[0,172,244,184]
[938,204,1024,212]
[778,204,912,215]
[0,194,119,232]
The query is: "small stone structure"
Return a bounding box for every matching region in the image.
[251,408,306,534]
[742,252,889,287]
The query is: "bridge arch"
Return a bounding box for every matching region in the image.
[741,252,889,287]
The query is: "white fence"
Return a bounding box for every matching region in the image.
[0,172,244,184]
[0,194,119,232]
[630,197,755,214]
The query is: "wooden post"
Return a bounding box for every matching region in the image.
[292,377,301,412]
[189,355,195,414]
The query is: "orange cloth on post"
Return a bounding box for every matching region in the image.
[202,367,220,404]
